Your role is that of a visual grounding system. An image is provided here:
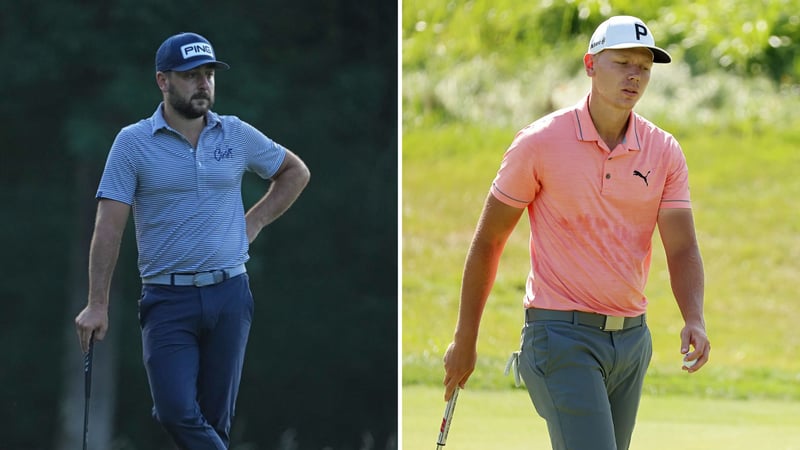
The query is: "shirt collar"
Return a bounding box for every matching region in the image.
[150,102,222,135]
[572,94,642,151]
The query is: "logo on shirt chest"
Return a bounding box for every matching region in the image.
[214,147,233,161]
[633,170,651,186]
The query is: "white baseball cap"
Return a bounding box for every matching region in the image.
[587,16,671,64]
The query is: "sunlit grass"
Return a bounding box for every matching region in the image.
[402,124,800,400]
[402,386,800,449]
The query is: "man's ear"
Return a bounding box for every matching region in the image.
[583,53,595,76]
[155,71,169,92]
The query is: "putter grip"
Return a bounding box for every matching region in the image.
[84,335,94,395]
[436,387,459,448]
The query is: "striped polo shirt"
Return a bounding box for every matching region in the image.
[97,103,287,278]
[490,95,691,316]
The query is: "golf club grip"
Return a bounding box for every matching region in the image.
[436,387,459,448]
[83,332,94,450]
[84,335,94,396]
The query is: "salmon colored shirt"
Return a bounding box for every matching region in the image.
[490,95,691,316]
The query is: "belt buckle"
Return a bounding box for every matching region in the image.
[193,271,220,287]
[603,315,625,331]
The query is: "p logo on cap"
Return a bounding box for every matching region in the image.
[156,32,230,72]
[587,16,671,64]
[634,23,648,41]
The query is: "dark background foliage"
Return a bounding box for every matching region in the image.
[0,1,397,449]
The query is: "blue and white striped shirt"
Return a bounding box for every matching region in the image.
[96,103,287,278]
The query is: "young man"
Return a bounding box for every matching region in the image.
[74,32,310,449]
[443,16,710,450]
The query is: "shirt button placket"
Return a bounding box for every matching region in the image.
[195,140,206,195]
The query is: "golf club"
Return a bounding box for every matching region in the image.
[83,331,95,450]
[435,386,459,449]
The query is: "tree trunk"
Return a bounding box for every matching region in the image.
[55,160,117,450]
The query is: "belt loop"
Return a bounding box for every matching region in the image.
[571,311,579,325]
[170,273,175,286]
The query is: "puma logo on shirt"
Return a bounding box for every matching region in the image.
[633,170,651,186]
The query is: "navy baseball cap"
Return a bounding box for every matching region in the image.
[155,32,230,72]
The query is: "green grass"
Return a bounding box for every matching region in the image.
[403,386,800,449]
[402,123,800,400]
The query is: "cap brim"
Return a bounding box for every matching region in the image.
[169,60,230,72]
[603,43,671,63]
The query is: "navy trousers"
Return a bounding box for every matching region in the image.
[518,318,652,450]
[138,274,254,450]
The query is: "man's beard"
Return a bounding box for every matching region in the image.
[168,86,214,119]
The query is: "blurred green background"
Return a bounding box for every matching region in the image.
[404,0,800,132]
[0,1,396,449]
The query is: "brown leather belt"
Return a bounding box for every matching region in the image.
[525,307,645,331]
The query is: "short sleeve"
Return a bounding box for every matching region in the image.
[659,138,692,209]
[96,129,138,205]
[239,120,287,179]
[490,128,539,208]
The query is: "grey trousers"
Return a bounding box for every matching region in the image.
[518,317,652,450]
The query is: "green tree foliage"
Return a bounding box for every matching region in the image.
[0,1,396,449]
[404,0,800,83]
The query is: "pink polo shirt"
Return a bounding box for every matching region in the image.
[490,95,691,316]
